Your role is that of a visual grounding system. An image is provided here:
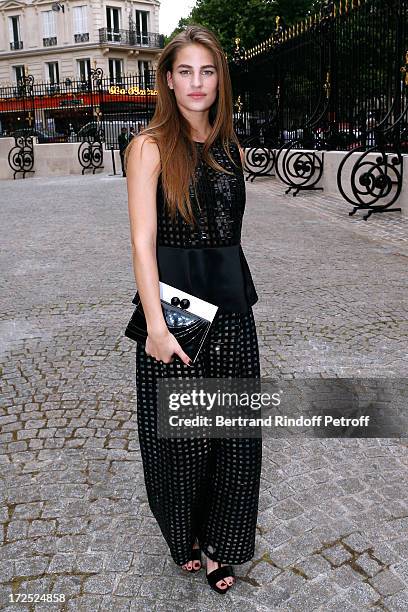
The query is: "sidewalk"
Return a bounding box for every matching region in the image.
[0,173,407,611]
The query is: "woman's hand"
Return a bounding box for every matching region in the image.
[145,328,192,366]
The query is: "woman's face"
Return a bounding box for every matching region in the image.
[166,43,219,117]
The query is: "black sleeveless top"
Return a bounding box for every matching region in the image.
[156,138,258,313]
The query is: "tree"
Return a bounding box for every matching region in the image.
[165,0,317,55]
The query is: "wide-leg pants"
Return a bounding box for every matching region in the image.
[135,306,262,566]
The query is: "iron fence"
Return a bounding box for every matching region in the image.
[0,70,158,149]
[2,0,407,160]
[229,0,408,153]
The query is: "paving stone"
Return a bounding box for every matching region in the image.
[99,596,131,611]
[67,595,101,611]
[76,553,104,573]
[83,573,116,595]
[342,532,372,553]
[384,589,408,611]
[6,520,29,541]
[390,540,408,559]
[47,553,76,573]
[345,581,380,606]
[1,172,408,611]
[0,560,13,583]
[369,569,406,596]
[370,542,403,565]
[285,575,336,609]
[14,557,48,577]
[249,561,282,583]
[330,564,363,589]
[323,594,361,611]
[353,552,384,577]
[321,544,352,567]
[27,520,56,538]
[104,552,134,572]
[392,560,408,584]
[51,575,82,597]
[293,555,332,579]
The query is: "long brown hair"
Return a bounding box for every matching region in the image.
[124,24,240,226]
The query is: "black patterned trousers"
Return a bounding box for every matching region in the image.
[135,307,262,565]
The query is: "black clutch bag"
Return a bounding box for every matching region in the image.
[124,282,219,363]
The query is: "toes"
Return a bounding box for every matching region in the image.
[182,561,193,570]
[217,580,228,589]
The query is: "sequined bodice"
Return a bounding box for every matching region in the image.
[156,140,245,247]
[155,138,258,312]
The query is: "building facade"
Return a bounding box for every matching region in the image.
[0,0,163,86]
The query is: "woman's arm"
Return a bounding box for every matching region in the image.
[126,135,191,365]
[127,135,165,334]
[238,144,245,168]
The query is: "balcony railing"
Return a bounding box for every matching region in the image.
[43,37,57,47]
[10,40,23,50]
[99,28,164,48]
[74,33,90,43]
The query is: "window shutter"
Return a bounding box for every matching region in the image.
[8,17,14,43]
[43,11,55,37]
[81,6,88,33]
[73,7,88,34]
[73,7,80,34]
[42,12,48,37]
[49,11,56,36]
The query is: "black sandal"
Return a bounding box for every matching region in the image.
[181,546,202,573]
[206,561,235,594]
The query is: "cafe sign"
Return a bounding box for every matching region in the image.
[108,85,158,96]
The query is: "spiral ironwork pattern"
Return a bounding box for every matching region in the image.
[337,146,402,219]
[78,137,104,174]
[275,140,324,196]
[243,145,276,182]
[8,135,35,179]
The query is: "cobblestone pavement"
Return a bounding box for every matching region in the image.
[0,173,407,611]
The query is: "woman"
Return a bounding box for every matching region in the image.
[125,25,262,594]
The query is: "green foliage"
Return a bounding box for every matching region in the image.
[166,0,317,55]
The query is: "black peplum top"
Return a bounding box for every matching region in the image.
[155,137,258,313]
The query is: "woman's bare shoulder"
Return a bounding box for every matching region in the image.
[127,133,161,175]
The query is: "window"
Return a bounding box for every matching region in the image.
[14,65,25,84]
[135,10,149,45]
[73,6,89,42]
[106,7,121,42]
[138,60,152,87]
[77,58,91,82]
[46,62,59,85]
[8,16,22,50]
[42,10,57,46]
[109,58,123,84]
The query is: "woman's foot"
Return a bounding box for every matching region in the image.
[205,553,235,590]
[181,538,202,572]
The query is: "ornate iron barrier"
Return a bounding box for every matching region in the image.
[7,72,35,179]
[8,134,35,179]
[336,2,407,219]
[275,141,324,196]
[77,68,104,174]
[229,0,408,218]
[242,136,276,182]
[78,131,104,174]
[337,147,403,220]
